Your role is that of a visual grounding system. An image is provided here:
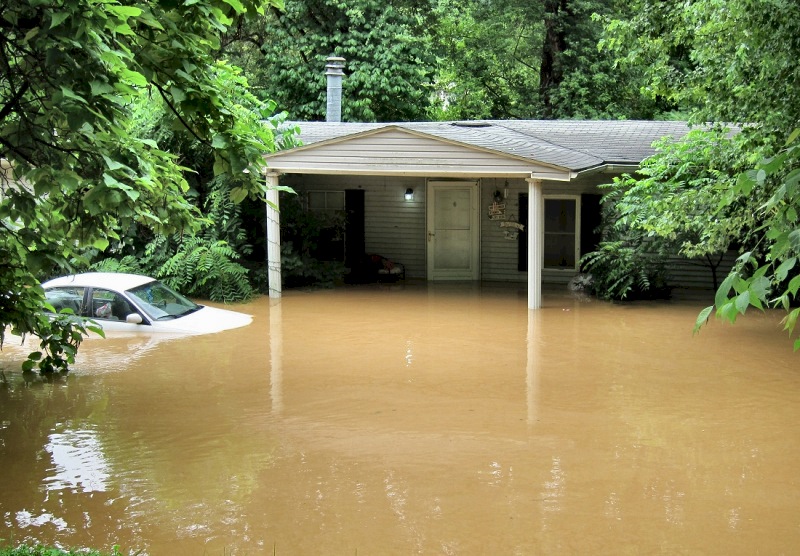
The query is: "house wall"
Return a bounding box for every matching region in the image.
[666,252,737,292]
[280,172,732,290]
[480,174,614,283]
[281,173,617,282]
[282,174,428,278]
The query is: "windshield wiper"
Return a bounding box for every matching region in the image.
[176,306,202,318]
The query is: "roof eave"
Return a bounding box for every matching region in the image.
[574,162,641,178]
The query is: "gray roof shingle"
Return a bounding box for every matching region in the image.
[287,120,702,171]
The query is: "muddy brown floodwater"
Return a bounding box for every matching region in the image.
[1,282,799,554]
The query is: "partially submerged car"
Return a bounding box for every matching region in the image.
[42,272,252,335]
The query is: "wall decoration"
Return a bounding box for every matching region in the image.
[488,201,507,220]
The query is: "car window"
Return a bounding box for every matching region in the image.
[127,281,199,320]
[90,289,135,321]
[44,287,85,315]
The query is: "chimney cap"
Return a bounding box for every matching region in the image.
[325,56,346,75]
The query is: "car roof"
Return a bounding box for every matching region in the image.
[42,272,157,292]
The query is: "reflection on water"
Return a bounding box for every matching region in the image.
[1,282,799,554]
[45,428,109,493]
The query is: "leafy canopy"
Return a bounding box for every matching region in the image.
[598,0,800,348]
[222,0,435,122]
[1,0,283,369]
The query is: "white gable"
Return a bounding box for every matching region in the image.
[264,128,571,179]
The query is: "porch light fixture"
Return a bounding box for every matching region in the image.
[404,188,414,201]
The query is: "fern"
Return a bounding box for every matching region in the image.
[581,241,669,301]
[158,236,254,303]
[91,255,144,274]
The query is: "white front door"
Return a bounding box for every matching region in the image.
[426,180,480,280]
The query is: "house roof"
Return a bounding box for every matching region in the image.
[272,120,698,174]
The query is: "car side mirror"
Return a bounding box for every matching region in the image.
[126,313,143,324]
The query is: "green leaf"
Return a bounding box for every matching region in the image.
[790,230,800,252]
[784,308,799,335]
[50,11,71,28]
[170,86,186,103]
[120,69,147,87]
[107,5,143,18]
[212,134,228,148]
[60,86,87,104]
[222,0,246,14]
[24,26,40,42]
[775,258,797,283]
[102,154,127,172]
[717,300,739,324]
[93,237,110,250]
[734,291,750,314]
[749,275,771,301]
[230,187,248,203]
[693,305,714,334]
[736,171,755,195]
[715,272,737,308]
[788,274,800,297]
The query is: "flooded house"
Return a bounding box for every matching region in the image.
[261,58,727,307]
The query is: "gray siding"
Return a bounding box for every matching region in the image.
[283,175,427,278]
[363,177,426,279]
[268,129,570,179]
[479,176,612,283]
[283,173,729,291]
[666,252,737,291]
[480,178,527,282]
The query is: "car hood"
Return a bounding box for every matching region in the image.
[148,305,253,334]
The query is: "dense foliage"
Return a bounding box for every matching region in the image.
[429,0,666,120]
[583,128,745,297]
[88,86,298,303]
[594,0,800,347]
[221,0,436,122]
[1,0,284,371]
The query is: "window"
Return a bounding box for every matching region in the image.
[307,191,345,214]
[45,287,85,315]
[518,195,581,271]
[90,289,134,321]
[543,197,579,269]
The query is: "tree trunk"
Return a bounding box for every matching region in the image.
[539,0,568,118]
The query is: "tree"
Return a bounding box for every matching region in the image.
[1,0,283,371]
[429,0,543,119]
[597,0,800,347]
[698,131,800,350]
[221,0,436,122]
[601,0,800,138]
[583,128,746,299]
[430,0,662,120]
[89,84,299,303]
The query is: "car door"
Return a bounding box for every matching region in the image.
[44,286,86,315]
[88,288,145,332]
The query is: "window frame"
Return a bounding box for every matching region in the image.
[543,195,581,271]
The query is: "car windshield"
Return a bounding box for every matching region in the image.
[126,281,200,321]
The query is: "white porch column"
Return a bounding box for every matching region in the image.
[526,178,544,309]
[266,171,282,298]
